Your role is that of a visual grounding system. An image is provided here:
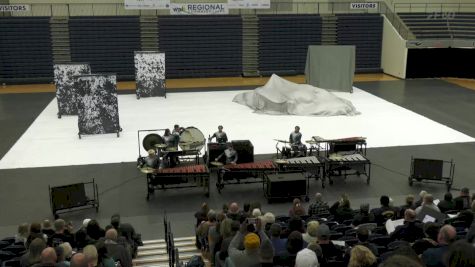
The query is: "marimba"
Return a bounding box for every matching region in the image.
[216,160,277,193]
[276,156,326,188]
[146,164,209,200]
[325,153,371,185]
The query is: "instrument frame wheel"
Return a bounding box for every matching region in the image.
[57,113,62,119]
[408,177,413,186]
[117,131,120,138]
[329,178,334,185]
[136,95,140,100]
[366,178,370,185]
[78,133,82,139]
[205,192,210,198]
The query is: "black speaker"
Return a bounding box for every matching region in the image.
[413,158,443,180]
[232,140,254,164]
[266,173,306,199]
[206,142,228,167]
[51,183,87,211]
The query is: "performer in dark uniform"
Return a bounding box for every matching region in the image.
[289,126,307,157]
[172,124,185,147]
[215,143,238,165]
[138,149,160,169]
[163,129,179,167]
[208,125,228,143]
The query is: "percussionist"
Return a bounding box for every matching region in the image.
[208,125,228,143]
[163,128,179,167]
[215,143,238,165]
[138,149,160,169]
[289,126,307,157]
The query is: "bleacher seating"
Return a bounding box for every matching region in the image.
[0,17,53,84]
[69,16,141,80]
[399,12,475,39]
[336,14,383,73]
[258,15,322,76]
[158,16,243,78]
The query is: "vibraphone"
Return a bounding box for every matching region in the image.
[216,160,277,193]
[277,156,326,188]
[325,153,371,185]
[147,164,209,200]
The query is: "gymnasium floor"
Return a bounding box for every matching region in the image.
[0,75,475,239]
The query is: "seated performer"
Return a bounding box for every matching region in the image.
[215,143,238,165]
[208,125,228,143]
[172,124,185,145]
[162,129,179,167]
[289,126,307,157]
[138,149,160,169]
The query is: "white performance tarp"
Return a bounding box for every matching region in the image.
[233,74,360,116]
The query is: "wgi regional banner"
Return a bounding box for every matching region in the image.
[0,4,30,12]
[125,0,170,9]
[228,0,270,9]
[170,3,228,15]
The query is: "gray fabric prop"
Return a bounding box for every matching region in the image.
[305,45,355,93]
[233,74,360,116]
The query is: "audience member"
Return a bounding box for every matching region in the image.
[42,220,55,239]
[289,198,306,217]
[281,216,305,238]
[308,193,330,217]
[415,194,440,214]
[317,224,342,262]
[59,242,73,261]
[352,203,374,227]
[269,223,286,256]
[95,240,115,267]
[286,231,304,256]
[34,247,57,267]
[26,222,47,248]
[104,229,132,267]
[83,245,98,267]
[194,202,209,227]
[251,208,262,218]
[437,192,455,213]
[295,248,318,267]
[196,209,217,253]
[348,245,377,267]
[302,221,319,244]
[227,203,241,222]
[454,187,471,211]
[70,253,89,267]
[330,194,354,223]
[48,219,75,247]
[399,194,415,218]
[412,222,439,255]
[371,195,397,225]
[86,220,105,242]
[55,246,69,267]
[421,224,456,267]
[446,239,475,267]
[380,255,424,267]
[390,209,424,242]
[414,191,427,208]
[21,238,47,267]
[216,220,240,267]
[356,228,379,256]
[16,223,30,245]
[227,219,271,267]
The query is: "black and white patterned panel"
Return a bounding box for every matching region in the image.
[54,63,91,116]
[134,52,166,98]
[76,74,121,136]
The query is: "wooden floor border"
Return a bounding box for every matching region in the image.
[0,73,397,94]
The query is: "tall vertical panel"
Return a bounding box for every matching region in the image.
[134,52,166,98]
[76,74,121,137]
[54,63,91,117]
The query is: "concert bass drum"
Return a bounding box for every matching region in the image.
[179,126,205,151]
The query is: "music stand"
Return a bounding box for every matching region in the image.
[408,157,455,191]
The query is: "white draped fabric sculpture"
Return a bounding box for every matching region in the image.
[233,74,360,116]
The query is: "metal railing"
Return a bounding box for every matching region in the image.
[0,1,412,39]
[394,3,475,14]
